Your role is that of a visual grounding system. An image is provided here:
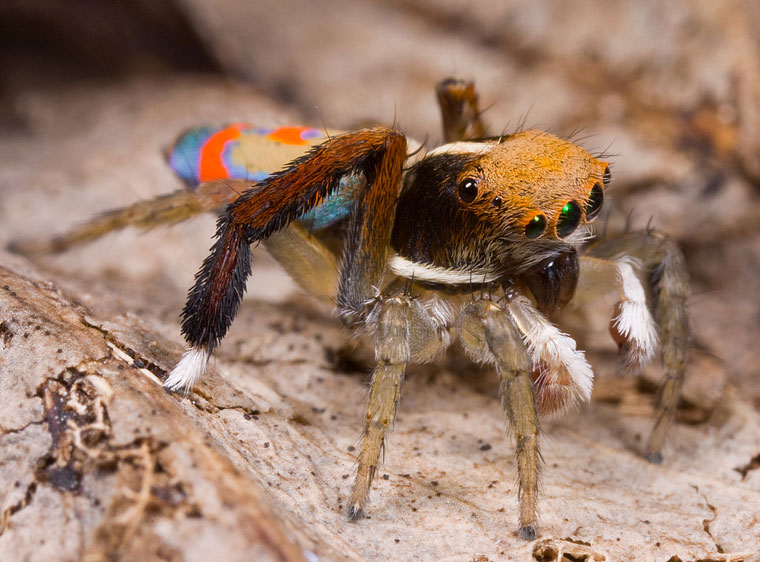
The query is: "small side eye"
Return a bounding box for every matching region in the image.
[525,215,547,238]
[603,166,611,186]
[556,201,581,238]
[458,178,479,203]
[492,196,503,207]
[585,183,604,220]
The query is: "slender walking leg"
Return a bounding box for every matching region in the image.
[459,299,540,540]
[348,294,450,518]
[586,230,690,462]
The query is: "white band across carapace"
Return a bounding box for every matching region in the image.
[388,253,501,285]
[425,141,495,157]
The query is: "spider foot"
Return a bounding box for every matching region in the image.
[346,504,365,521]
[519,525,537,541]
[646,451,664,464]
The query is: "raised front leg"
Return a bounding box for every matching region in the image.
[167,127,407,391]
[436,78,486,142]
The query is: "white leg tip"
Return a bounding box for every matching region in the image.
[164,347,209,392]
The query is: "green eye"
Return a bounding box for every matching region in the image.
[525,214,547,238]
[585,183,604,220]
[556,201,581,238]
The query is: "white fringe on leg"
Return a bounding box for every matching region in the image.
[164,347,209,392]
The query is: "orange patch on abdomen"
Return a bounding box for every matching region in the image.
[199,125,245,182]
[267,126,313,146]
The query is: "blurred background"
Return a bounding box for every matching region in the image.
[1,1,759,559]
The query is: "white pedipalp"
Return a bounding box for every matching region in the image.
[425,294,455,330]
[508,295,594,415]
[522,321,595,402]
[613,259,659,371]
[164,347,209,392]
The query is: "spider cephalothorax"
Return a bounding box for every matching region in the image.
[13,79,689,540]
[391,130,609,284]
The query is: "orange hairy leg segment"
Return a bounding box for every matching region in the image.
[436,78,486,142]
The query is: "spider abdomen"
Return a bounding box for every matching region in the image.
[167,124,363,230]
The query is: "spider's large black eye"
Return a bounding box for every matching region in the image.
[585,183,604,220]
[556,201,581,238]
[525,214,547,238]
[603,166,611,186]
[458,178,479,203]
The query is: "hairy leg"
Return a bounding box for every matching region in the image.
[584,230,690,462]
[169,128,407,391]
[8,179,249,256]
[458,298,539,540]
[347,294,449,518]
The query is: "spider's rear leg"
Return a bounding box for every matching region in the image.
[458,298,539,540]
[436,78,486,143]
[347,295,450,519]
[579,230,690,462]
[8,179,248,256]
